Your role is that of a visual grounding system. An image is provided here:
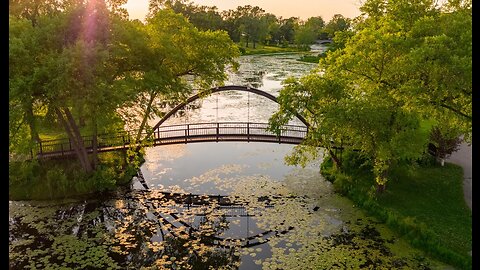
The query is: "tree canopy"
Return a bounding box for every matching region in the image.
[269,0,471,190]
[9,0,239,173]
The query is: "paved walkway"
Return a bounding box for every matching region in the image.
[446,141,472,210]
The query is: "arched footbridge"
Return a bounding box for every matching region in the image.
[34,85,309,158]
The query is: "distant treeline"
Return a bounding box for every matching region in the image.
[150,0,351,48]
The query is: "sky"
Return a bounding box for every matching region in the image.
[122,0,364,22]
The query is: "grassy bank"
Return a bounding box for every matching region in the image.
[238,44,307,55]
[9,151,141,201]
[321,153,472,269]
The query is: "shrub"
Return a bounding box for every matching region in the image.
[45,167,68,198]
[429,127,462,166]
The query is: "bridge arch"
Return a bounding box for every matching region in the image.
[153,85,309,129]
[315,39,333,45]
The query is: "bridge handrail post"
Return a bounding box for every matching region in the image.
[39,141,43,155]
[278,127,281,143]
[61,143,64,156]
[68,138,72,151]
[247,122,250,142]
[216,123,219,142]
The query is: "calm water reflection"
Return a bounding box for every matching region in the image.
[9,141,453,269]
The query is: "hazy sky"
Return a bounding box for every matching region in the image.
[122,0,364,22]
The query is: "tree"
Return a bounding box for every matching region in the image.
[269,0,471,191]
[324,14,351,39]
[149,0,224,31]
[9,16,38,155]
[263,13,280,45]
[220,9,242,42]
[304,16,325,40]
[278,17,299,45]
[429,126,462,166]
[119,8,239,148]
[10,0,240,172]
[234,5,268,49]
[39,0,124,173]
[294,22,316,49]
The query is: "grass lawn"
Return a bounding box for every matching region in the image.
[382,163,472,255]
[322,155,472,269]
[238,43,307,55]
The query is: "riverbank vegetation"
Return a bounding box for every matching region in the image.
[239,44,307,55]
[268,0,471,268]
[9,151,140,201]
[321,152,472,269]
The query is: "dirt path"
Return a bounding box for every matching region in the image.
[446,141,472,210]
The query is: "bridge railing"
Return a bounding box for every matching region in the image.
[33,130,133,157]
[34,122,307,158]
[153,122,307,140]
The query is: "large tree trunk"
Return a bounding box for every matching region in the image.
[127,92,157,163]
[376,170,388,193]
[25,103,40,143]
[376,183,386,193]
[135,92,157,143]
[55,107,89,172]
[64,107,93,172]
[77,105,86,127]
[328,148,342,169]
[56,107,93,173]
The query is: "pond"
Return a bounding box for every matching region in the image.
[9,48,454,269]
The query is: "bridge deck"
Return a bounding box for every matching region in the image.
[35,122,307,158]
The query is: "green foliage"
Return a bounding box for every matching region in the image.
[269,0,471,189]
[297,54,320,63]
[324,14,351,39]
[239,44,305,55]
[9,151,140,201]
[294,24,316,48]
[45,167,69,198]
[429,126,462,160]
[9,0,240,174]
